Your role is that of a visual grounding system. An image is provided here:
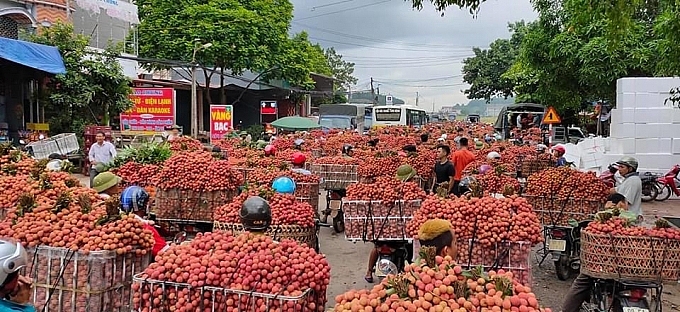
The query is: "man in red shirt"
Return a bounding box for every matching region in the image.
[451,137,476,196]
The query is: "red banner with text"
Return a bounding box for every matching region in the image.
[120,88,175,133]
[210,105,234,142]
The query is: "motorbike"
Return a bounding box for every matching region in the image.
[374,241,413,278]
[321,189,345,233]
[599,164,618,188]
[547,220,590,281]
[654,164,680,201]
[582,279,662,312]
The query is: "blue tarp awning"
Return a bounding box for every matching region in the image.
[0,37,66,75]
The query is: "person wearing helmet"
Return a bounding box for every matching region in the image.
[290,152,311,175]
[420,133,429,143]
[0,239,34,312]
[119,186,168,257]
[240,196,272,233]
[453,128,464,148]
[486,151,501,161]
[552,145,567,166]
[457,176,477,196]
[92,172,122,199]
[294,139,304,150]
[474,141,484,150]
[562,158,642,312]
[342,144,354,158]
[264,144,276,157]
[272,176,296,194]
[402,145,417,154]
[536,144,548,154]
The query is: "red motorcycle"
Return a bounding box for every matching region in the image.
[655,164,680,201]
[600,164,618,188]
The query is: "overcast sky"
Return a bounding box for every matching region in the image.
[290,0,537,110]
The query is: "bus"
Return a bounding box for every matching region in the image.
[372,105,428,127]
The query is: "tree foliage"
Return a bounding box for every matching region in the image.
[462,21,527,102]
[325,47,358,91]
[27,22,132,134]
[136,0,331,104]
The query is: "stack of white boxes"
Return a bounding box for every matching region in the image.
[607,77,680,173]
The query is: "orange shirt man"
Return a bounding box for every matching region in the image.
[451,137,476,196]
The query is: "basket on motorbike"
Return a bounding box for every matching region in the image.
[309,164,357,190]
[213,221,317,248]
[132,274,324,311]
[580,230,680,282]
[412,239,532,286]
[343,200,421,242]
[524,195,605,226]
[295,181,320,211]
[153,188,237,222]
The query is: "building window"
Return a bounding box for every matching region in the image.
[0,16,19,39]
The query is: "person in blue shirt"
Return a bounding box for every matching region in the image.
[0,239,34,312]
[552,145,568,167]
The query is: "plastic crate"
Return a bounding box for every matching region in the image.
[27,140,60,160]
[51,133,79,154]
[23,246,151,312]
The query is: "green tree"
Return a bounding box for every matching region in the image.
[136,0,326,105]
[325,47,358,91]
[27,22,132,134]
[462,21,527,102]
[504,0,657,112]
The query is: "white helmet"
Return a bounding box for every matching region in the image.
[0,239,28,285]
[487,152,501,160]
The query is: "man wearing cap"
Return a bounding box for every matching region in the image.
[92,172,122,199]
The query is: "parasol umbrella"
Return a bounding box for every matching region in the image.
[270,116,321,131]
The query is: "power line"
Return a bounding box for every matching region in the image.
[349,56,471,66]
[293,21,474,50]
[309,36,471,52]
[311,0,356,10]
[374,75,463,83]
[378,81,467,88]
[295,0,392,21]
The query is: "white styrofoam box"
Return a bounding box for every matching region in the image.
[610,122,636,139]
[658,138,672,154]
[635,139,660,154]
[610,109,622,124]
[672,138,680,154]
[618,138,636,154]
[617,92,637,109]
[633,77,680,93]
[672,109,680,123]
[632,154,674,168]
[634,108,674,124]
[634,124,663,139]
[621,108,636,123]
[617,78,636,93]
[635,92,668,109]
[564,143,581,168]
[603,138,611,152]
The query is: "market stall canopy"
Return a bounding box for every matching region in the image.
[271,116,321,131]
[0,38,66,75]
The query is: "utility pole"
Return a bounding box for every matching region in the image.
[432,100,435,113]
[370,77,376,105]
[415,92,419,107]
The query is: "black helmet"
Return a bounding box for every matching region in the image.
[420,133,429,143]
[402,145,417,153]
[342,144,354,155]
[239,196,272,231]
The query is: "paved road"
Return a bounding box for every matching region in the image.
[73,173,679,310]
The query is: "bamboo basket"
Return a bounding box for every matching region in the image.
[153,188,237,221]
[213,221,317,248]
[132,274,325,311]
[580,230,680,282]
[23,246,151,312]
[516,158,553,178]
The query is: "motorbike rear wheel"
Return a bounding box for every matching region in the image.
[554,254,573,281]
[641,182,658,202]
[332,210,345,233]
[655,183,671,201]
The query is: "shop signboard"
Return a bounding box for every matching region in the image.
[209,105,233,143]
[121,88,175,134]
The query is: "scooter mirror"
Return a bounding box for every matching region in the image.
[19,140,25,145]
[173,231,187,244]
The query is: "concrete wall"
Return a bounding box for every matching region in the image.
[606,77,680,173]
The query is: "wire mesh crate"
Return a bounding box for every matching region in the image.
[524,195,605,226]
[309,164,357,190]
[213,221,317,248]
[27,140,60,160]
[51,133,79,154]
[132,274,324,311]
[345,217,411,242]
[343,200,421,219]
[153,188,237,221]
[23,246,151,312]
